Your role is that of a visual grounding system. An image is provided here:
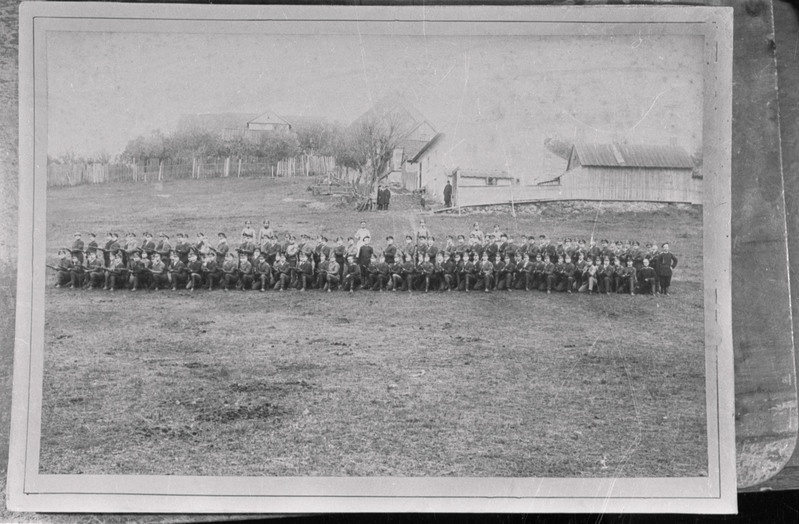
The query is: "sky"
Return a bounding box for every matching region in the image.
[46,28,704,163]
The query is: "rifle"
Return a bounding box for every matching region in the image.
[46,264,69,271]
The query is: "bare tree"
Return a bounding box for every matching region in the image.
[341,111,411,195]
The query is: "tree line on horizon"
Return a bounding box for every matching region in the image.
[49,112,423,195]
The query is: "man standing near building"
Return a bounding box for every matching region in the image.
[443,179,453,208]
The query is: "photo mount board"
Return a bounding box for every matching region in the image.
[8,2,735,514]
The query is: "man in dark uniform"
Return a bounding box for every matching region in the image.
[297,252,314,291]
[127,251,145,291]
[443,180,453,208]
[372,254,390,292]
[104,251,127,291]
[343,255,361,294]
[70,232,85,264]
[326,255,341,292]
[53,249,72,288]
[384,236,397,265]
[156,233,172,262]
[149,252,169,290]
[273,254,292,291]
[68,253,84,289]
[254,253,272,292]
[202,251,220,290]
[401,253,416,293]
[333,237,347,283]
[637,258,657,295]
[655,242,678,295]
[186,251,203,291]
[168,252,188,291]
[84,251,105,289]
[388,255,404,292]
[221,252,239,291]
[357,236,374,284]
[237,251,254,291]
[86,233,99,256]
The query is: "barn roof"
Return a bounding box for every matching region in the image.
[569,143,693,170]
[407,133,444,163]
[248,111,292,127]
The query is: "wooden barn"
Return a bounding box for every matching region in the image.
[545,142,701,204]
[246,111,293,132]
[451,142,702,208]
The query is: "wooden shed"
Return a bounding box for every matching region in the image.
[549,142,701,204]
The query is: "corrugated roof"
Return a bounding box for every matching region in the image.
[570,143,693,169]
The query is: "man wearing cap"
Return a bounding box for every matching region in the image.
[70,232,85,264]
[273,254,292,291]
[476,252,494,293]
[52,249,72,288]
[637,258,657,295]
[104,252,127,291]
[175,233,191,264]
[167,252,188,291]
[297,252,314,291]
[86,233,99,256]
[357,236,374,284]
[202,251,220,291]
[141,232,156,256]
[315,253,330,291]
[155,233,172,262]
[236,252,254,291]
[186,251,203,291]
[148,252,169,290]
[326,255,341,292]
[221,252,239,291]
[214,233,228,264]
[655,242,678,295]
[83,250,105,289]
[343,254,360,293]
[384,236,397,265]
[127,251,145,291]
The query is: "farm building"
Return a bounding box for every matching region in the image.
[246,111,293,132]
[452,142,702,208]
[550,142,700,203]
[350,95,444,190]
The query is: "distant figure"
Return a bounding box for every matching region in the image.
[443,180,453,208]
[376,185,385,211]
[383,186,391,211]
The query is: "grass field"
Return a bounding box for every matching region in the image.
[40,177,707,477]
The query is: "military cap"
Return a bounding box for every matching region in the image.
[218,232,226,238]
[73,231,81,236]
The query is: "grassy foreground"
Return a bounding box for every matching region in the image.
[40,177,707,477]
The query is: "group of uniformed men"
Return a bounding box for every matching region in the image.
[49,219,679,296]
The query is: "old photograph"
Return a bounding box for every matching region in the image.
[9,3,734,513]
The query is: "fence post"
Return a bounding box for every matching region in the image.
[238,158,242,178]
[158,160,163,181]
[192,158,196,179]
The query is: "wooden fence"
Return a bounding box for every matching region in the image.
[47,154,338,187]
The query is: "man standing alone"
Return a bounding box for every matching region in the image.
[443,179,453,208]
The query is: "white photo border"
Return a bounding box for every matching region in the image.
[8,2,735,513]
